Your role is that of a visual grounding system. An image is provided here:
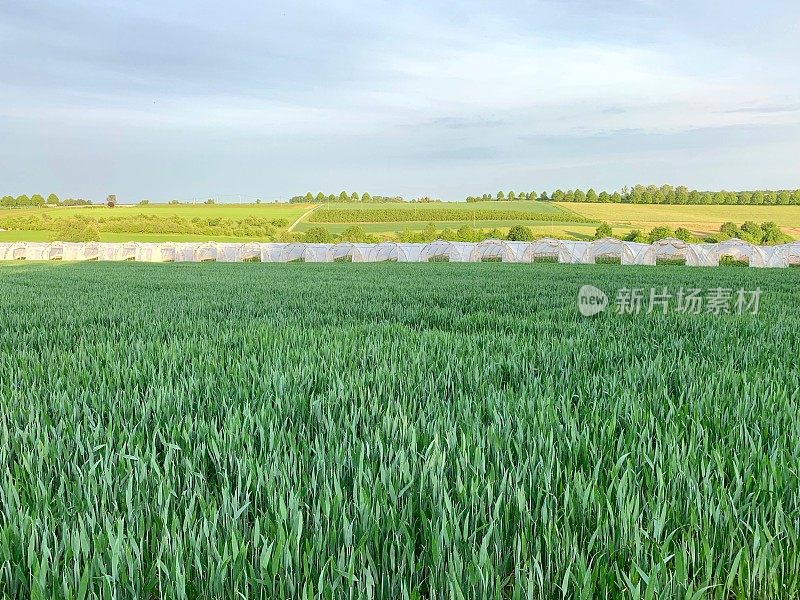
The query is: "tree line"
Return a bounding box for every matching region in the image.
[1,194,92,207]
[467,185,800,205]
[290,192,409,204]
[290,192,449,204]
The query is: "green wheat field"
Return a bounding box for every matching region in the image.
[1,263,799,598]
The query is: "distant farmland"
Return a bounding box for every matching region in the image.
[2,201,800,242]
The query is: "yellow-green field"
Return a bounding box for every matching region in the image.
[557,203,800,238]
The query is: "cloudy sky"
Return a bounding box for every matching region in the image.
[1,0,799,202]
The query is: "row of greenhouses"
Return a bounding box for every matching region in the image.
[1,238,799,266]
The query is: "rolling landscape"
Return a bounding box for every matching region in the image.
[3,0,800,597]
[3,193,800,245]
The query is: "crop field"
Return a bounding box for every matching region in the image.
[292,220,603,239]
[1,263,799,598]
[307,201,584,224]
[311,200,569,215]
[4,201,800,242]
[0,204,312,243]
[0,203,309,222]
[559,203,800,238]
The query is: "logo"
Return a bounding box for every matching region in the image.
[578,285,608,316]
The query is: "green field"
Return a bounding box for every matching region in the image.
[307,201,584,224]
[293,220,603,238]
[3,201,800,242]
[2,262,799,597]
[0,202,310,222]
[311,200,569,215]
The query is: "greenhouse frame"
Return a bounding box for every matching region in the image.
[1,239,799,267]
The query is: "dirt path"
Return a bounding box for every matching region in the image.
[287,204,321,232]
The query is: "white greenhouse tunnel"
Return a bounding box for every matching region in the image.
[1,238,799,267]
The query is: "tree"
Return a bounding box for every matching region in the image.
[138,199,150,205]
[456,225,479,242]
[422,222,438,242]
[338,191,349,203]
[304,226,334,243]
[485,228,503,239]
[740,221,762,242]
[594,222,612,239]
[315,192,325,202]
[362,192,372,203]
[16,195,30,206]
[586,189,598,203]
[760,221,788,244]
[507,191,516,201]
[506,225,535,241]
[538,191,549,201]
[106,194,116,207]
[304,192,314,202]
[45,193,60,205]
[351,192,360,202]
[496,191,505,201]
[598,191,610,203]
[625,229,648,243]
[341,225,367,242]
[674,227,697,242]
[720,222,740,239]
[31,194,45,206]
[573,190,586,203]
[647,226,675,243]
[551,189,565,202]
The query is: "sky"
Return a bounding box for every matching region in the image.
[1,0,799,202]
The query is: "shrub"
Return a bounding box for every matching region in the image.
[624,229,647,243]
[341,226,368,242]
[720,222,740,239]
[647,226,675,243]
[506,225,535,241]
[52,220,101,242]
[304,226,334,243]
[594,222,612,239]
